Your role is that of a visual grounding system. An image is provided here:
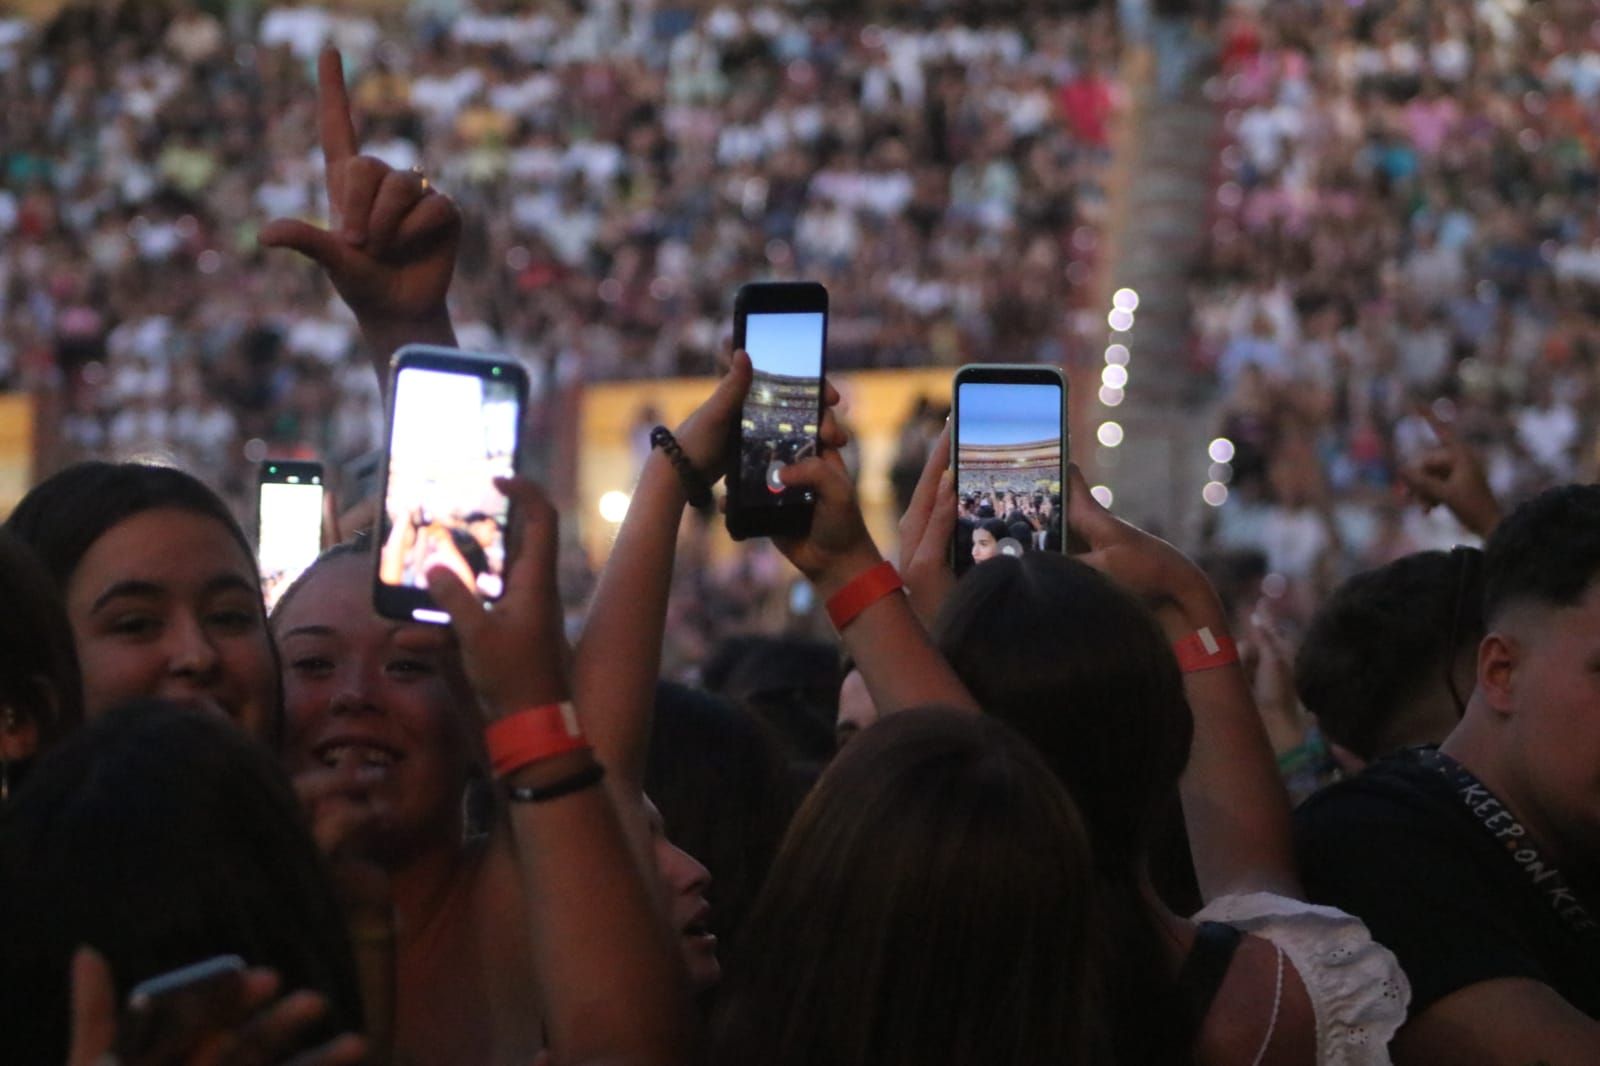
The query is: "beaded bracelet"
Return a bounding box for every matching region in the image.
[650,426,713,508]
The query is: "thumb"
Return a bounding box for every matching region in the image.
[426,565,483,639]
[707,350,754,420]
[1065,464,1119,546]
[910,469,958,571]
[322,488,342,552]
[66,946,117,1066]
[260,217,351,270]
[777,454,849,503]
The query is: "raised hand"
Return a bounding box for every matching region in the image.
[260,49,459,369]
[896,425,956,624]
[1064,463,1221,638]
[425,477,566,718]
[1398,408,1501,537]
[668,351,754,479]
[773,447,880,599]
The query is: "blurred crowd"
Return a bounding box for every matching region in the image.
[0,0,1119,518]
[1194,0,1600,622]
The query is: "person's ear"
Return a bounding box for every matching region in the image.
[1477,631,1518,717]
[0,702,40,761]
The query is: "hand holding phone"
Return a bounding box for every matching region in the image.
[895,423,958,625]
[725,282,829,540]
[764,444,882,599]
[113,955,248,1059]
[375,346,528,625]
[422,476,568,716]
[77,950,366,1066]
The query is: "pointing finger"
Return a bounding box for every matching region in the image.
[318,49,358,182]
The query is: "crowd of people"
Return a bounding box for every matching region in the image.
[2,2,1600,1065]
[0,0,1119,518]
[1194,0,1600,628]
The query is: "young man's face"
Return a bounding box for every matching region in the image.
[1495,583,1600,869]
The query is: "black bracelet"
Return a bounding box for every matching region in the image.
[506,762,607,804]
[650,426,714,509]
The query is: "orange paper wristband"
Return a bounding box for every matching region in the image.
[825,561,906,631]
[1172,627,1240,674]
[485,703,589,778]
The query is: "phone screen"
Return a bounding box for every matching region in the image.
[259,471,323,612]
[379,365,520,616]
[955,380,1065,564]
[738,311,824,508]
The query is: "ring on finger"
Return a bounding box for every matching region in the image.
[409,164,430,191]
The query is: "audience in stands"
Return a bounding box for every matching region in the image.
[0,3,1597,1065]
[1197,0,1600,641]
[0,0,1115,517]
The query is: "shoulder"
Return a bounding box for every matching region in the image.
[1290,755,1564,1018]
[1292,751,1473,889]
[1198,893,1410,1066]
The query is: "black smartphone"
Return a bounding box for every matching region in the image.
[116,954,247,1058]
[725,281,829,541]
[375,345,528,624]
[951,364,1068,575]
[258,459,325,612]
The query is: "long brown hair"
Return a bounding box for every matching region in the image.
[934,552,1196,1066]
[712,709,1105,1066]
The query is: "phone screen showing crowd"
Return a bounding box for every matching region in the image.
[956,381,1064,562]
[739,312,824,508]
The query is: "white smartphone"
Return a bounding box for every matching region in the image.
[258,460,325,611]
[374,345,528,625]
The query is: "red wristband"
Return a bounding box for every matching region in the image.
[485,703,589,778]
[825,561,905,631]
[1172,627,1240,674]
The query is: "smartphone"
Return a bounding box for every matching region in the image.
[952,364,1068,575]
[116,955,247,1058]
[375,345,528,625]
[258,460,325,612]
[725,282,828,541]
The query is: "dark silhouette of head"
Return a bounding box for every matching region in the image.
[712,710,1103,1066]
[0,701,364,1058]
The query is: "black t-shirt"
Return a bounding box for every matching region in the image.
[1293,747,1600,1021]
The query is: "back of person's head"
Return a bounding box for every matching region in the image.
[0,701,364,1058]
[646,683,799,972]
[1296,548,1484,761]
[932,553,1195,1066]
[0,530,85,797]
[1482,484,1600,625]
[5,461,253,591]
[700,636,839,767]
[712,710,1104,1066]
[933,553,1191,875]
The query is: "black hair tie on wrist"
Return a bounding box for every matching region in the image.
[506,762,607,804]
[650,426,714,509]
